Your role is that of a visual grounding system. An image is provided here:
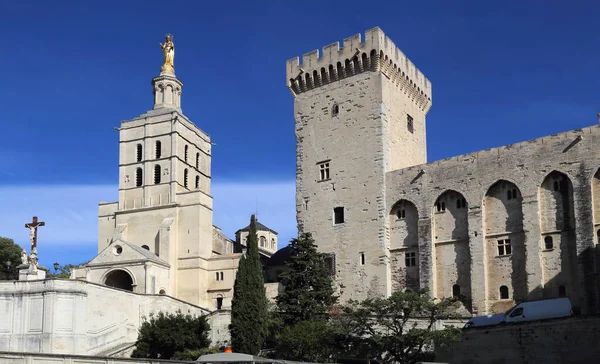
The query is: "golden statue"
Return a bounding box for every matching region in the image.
[160,34,175,73]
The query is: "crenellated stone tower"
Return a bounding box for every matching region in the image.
[287,27,432,301]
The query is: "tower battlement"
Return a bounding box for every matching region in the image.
[286,27,432,112]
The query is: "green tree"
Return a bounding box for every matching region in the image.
[275,232,338,326]
[48,261,89,279]
[0,237,23,280]
[273,320,340,363]
[172,346,220,360]
[337,289,461,364]
[131,310,211,359]
[229,214,268,354]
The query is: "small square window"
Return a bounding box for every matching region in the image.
[558,285,566,297]
[436,201,446,212]
[318,162,330,181]
[407,114,414,134]
[397,209,406,219]
[497,239,512,256]
[405,252,417,267]
[334,207,344,224]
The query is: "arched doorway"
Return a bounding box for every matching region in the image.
[104,269,134,291]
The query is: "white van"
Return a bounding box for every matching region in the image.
[503,297,573,323]
[463,313,506,328]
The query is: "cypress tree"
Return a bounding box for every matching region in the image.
[229,214,268,354]
[276,232,338,326]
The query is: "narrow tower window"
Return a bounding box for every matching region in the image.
[544,235,553,250]
[136,144,143,162]
[334,207,345,224]
[195,175,200,189]
[184,145,188,162]
[360,252,365,265]
[332,103,339,117]
[135,168,143,187]
[559,285,566,297]
[155,141,162,159]
[184,168,188,188]
[196,152,200,169]
[154,165,161,184]
[499,285,509,299]
[216,297,223,310]
[407,114,414,134]
[452,284,460,297]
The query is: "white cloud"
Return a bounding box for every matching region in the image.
[0,181,297,256]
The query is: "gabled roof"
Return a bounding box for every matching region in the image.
[235,221,278,235]
[86,238,170,267]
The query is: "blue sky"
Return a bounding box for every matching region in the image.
[0,0,598,268]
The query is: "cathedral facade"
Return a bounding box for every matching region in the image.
[287,27,600,315]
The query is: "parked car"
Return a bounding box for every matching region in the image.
[463,313,506,329]
[502,297,573,323]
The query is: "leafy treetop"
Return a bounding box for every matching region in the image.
[336,289,461,364]
[131,310,211,359]
[0,237,23,281]
[276,232,338,326]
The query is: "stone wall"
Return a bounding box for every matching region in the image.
[436,315,600,364]
[386,125,600,315]
[0,351,193,364]
[0,279,229,356]
[288,26,600,316]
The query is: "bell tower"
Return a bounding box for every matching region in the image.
[97,34,215,305]
[152,73,183,111]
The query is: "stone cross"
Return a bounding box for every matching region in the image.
[25,216,45,252]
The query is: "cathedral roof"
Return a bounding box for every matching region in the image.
[265,246,293,267]
[235,221,278,235]
[86,239,170,267]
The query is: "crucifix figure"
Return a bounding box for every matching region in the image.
[25,216,45,269]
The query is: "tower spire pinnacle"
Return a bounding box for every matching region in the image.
[152,34,183,111]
